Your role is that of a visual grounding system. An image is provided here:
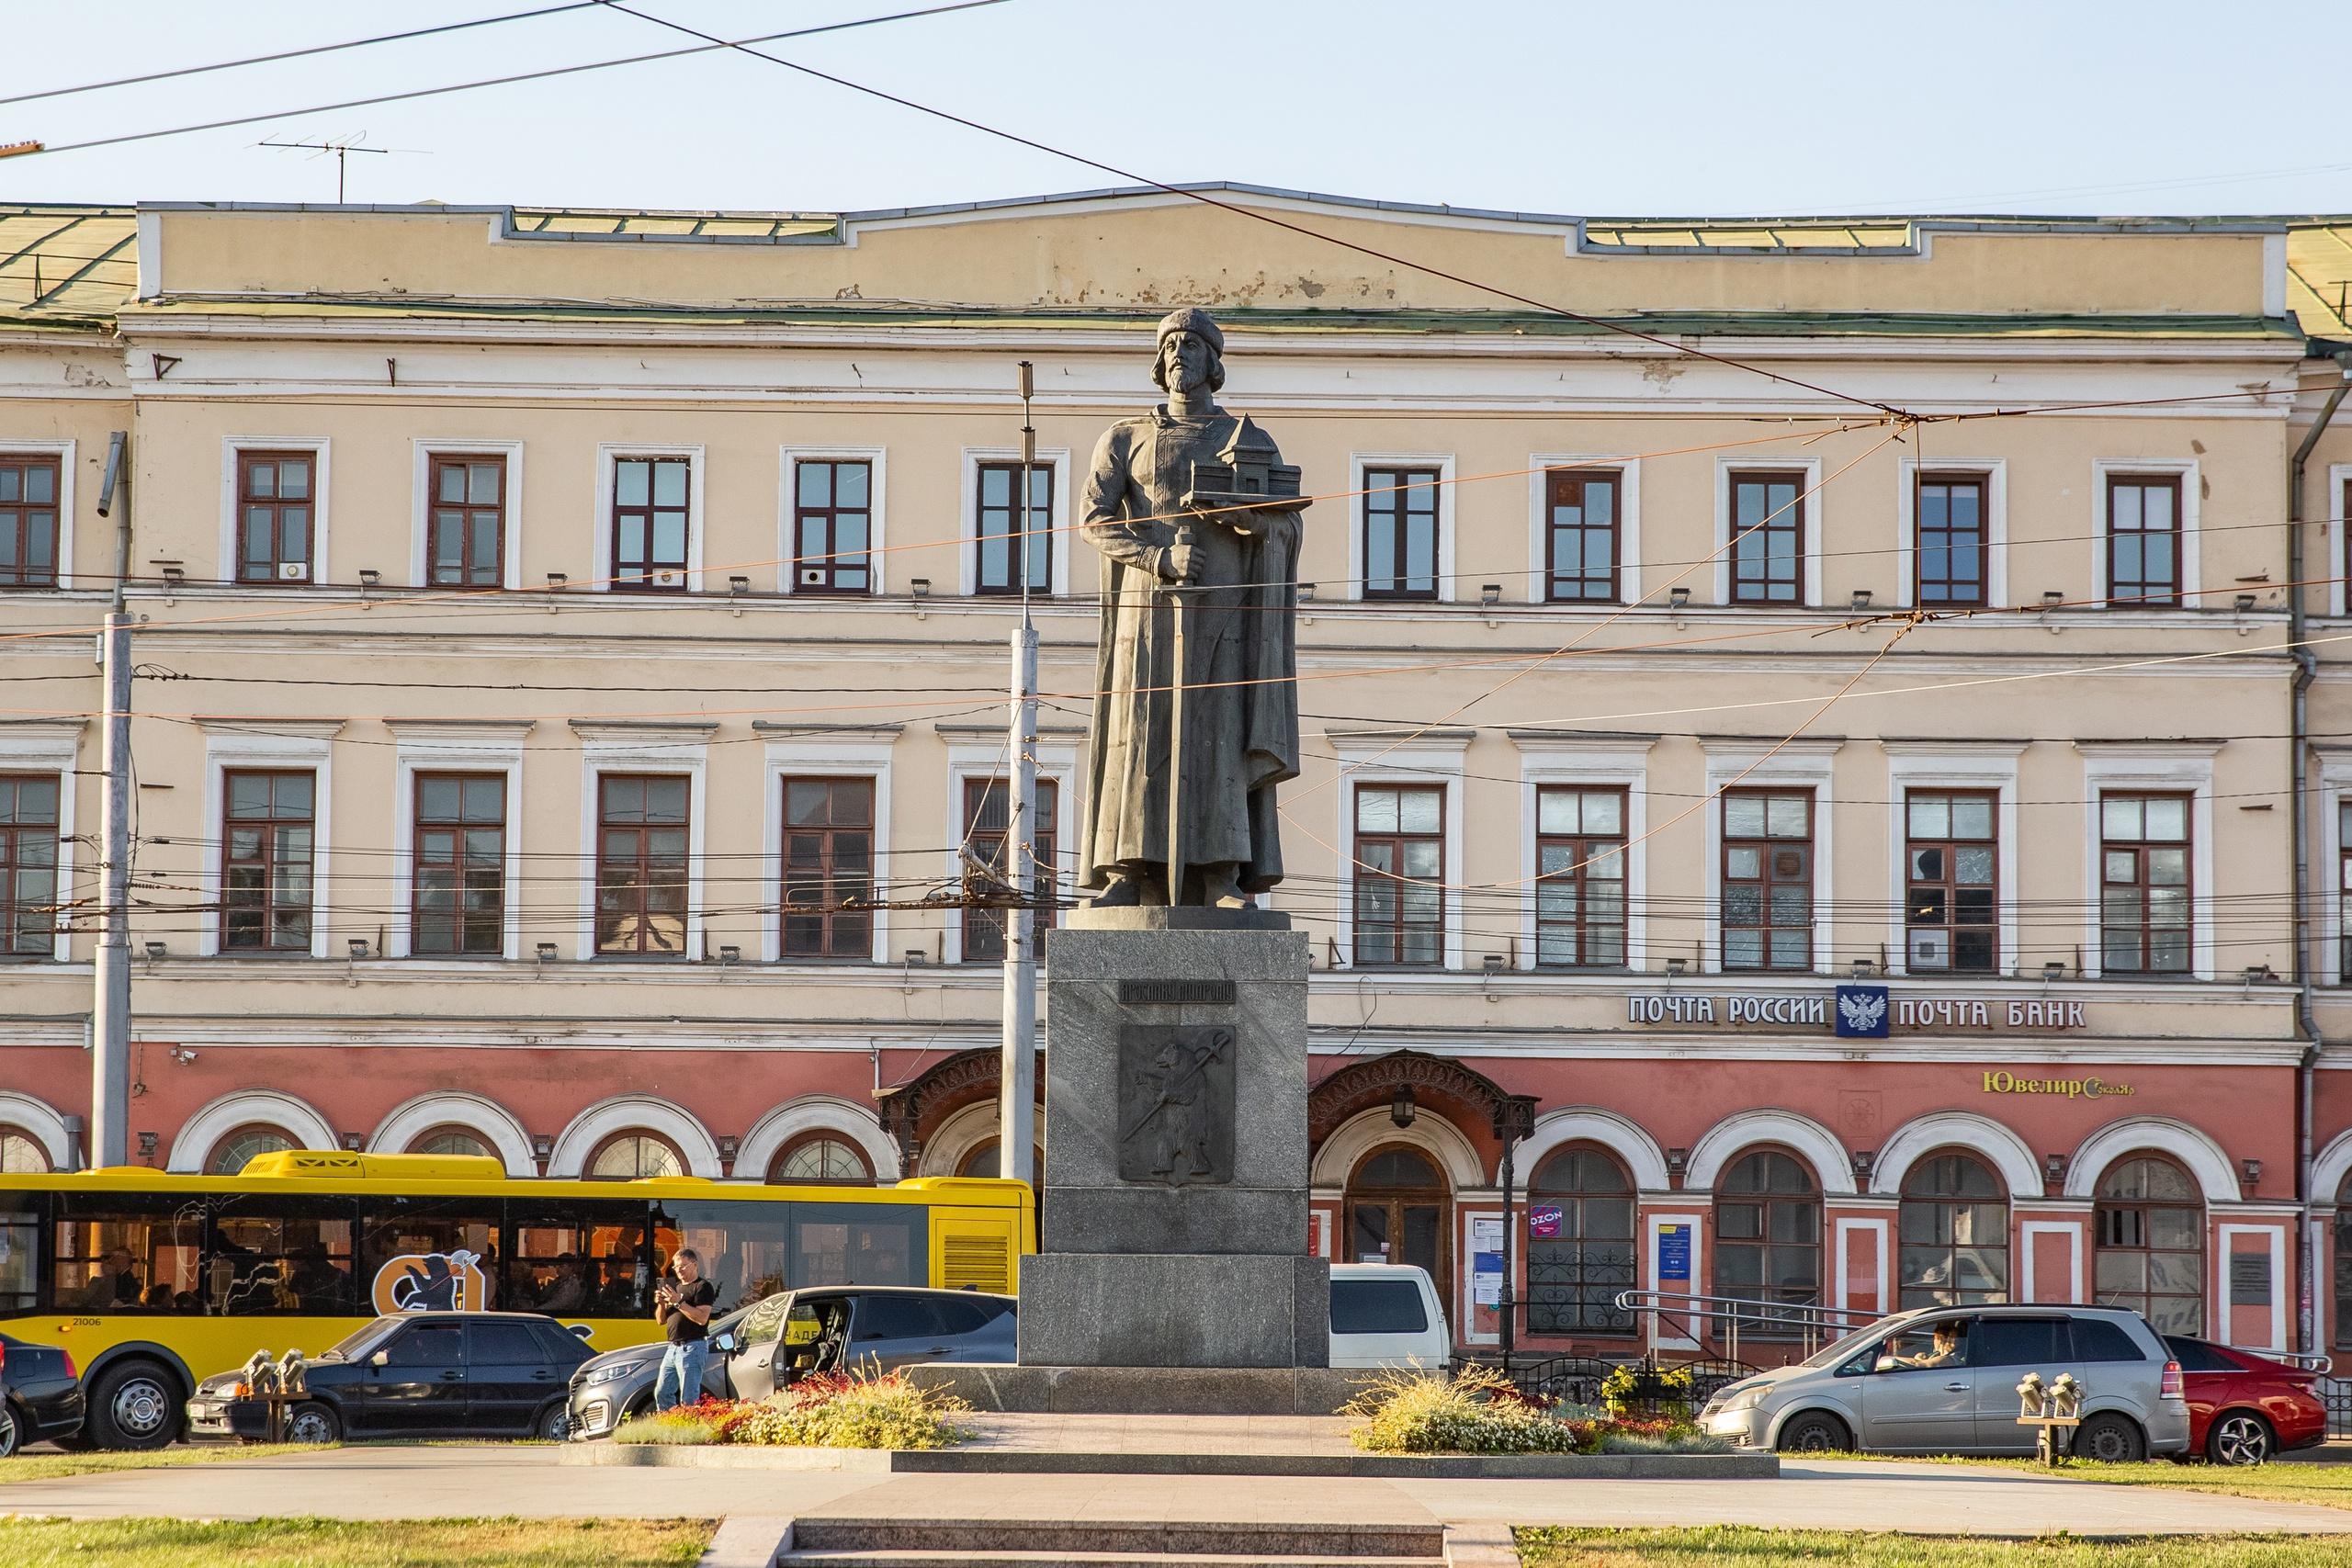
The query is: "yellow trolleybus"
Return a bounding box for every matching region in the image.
[0,1150,1033,1448]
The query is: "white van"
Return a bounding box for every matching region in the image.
[1328,1263,1451,1369]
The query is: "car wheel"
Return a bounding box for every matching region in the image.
[85,1360,182,1451]
[0,1401,19,1459]
[2207,1412,2274,1467]
[536,1402,572,1442]
[283,1402,340,1446]
[2072,1412,2146,1464]
[1775,1410,1851,1454]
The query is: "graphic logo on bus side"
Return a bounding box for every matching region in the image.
[371,1250,488,1314]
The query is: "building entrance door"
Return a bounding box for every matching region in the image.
[1345,1145,1452,1321]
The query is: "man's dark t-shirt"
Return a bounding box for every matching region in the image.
[661,1277,717,1344]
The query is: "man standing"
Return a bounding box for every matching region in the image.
[1079,308,1303,908]
[650,1247,716,1412]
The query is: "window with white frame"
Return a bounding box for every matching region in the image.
[961,448,1066,598]
[1704,741,1835,975]
[0,443,69,590]
[0,773,61,958]
[2077,745,2214,980]
[785,451,883,594]
[413,441,523,591]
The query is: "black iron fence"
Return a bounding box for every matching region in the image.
[2323,1377,2352,1440]
[1456,1353,1760,1420]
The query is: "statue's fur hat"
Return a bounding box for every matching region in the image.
[1152,307,1226,392]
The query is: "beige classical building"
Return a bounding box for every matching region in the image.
[5,188,2352,1359]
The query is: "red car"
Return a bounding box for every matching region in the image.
[2164,1336,2329,1464]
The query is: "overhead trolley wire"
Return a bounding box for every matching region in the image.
[8,2,1012,156]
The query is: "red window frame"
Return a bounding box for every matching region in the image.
[1352,783,1445,966]
[1362,467,1442,601]
[780,776,876,959]
[974,461,1051,596]
[1914,471,1988,608]
[426,454,506,589]
[610,456,691,592]
[1544,468,1621,604]
[2098,791,2192,975]
[594,774,690,956]
[221,769,315,952]
[0,454,62,589]
[413,773,505,956]
[0,772,61,958]
[1728,470,1805,605]
[791,459,875,593]
[234,450,315,584]
[2105,473,2182,608]
[1903,788,1998,974]
[962,775,1057,962]
[1721,788,1813,971]
[1533,784,1626,968]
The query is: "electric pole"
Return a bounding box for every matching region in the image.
[999,362,1041,1187]
[91,430,132,1169]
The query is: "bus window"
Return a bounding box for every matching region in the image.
[790,1202,922,1287]
[208,1196,357,1315]
[0,1205,39,1311]
[53,1195,203,1313]
[359,1197,501,1314]
[504,1199,651,1318]
[653,1201,794,1312]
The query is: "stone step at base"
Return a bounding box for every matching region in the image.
[781,1551,1448,1568]
[787,1521,1447,1560]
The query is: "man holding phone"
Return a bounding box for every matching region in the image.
[651,1247,717,1412]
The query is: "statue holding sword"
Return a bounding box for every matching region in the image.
[1078,308,1307,911]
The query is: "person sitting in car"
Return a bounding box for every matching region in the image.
[1894,1322,1966,1369]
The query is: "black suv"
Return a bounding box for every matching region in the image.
[187,1312,593,1444]
[2,1333,85,1456]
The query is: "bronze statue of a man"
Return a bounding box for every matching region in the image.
[1078,308,1303,909]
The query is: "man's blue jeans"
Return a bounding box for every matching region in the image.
[654,1338,710,1412]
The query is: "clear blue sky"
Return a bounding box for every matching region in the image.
[5,0,2347,217]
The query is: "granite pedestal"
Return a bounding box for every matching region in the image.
[1018,922,1329,1377]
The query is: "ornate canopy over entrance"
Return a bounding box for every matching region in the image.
[876,1046,1045,1172]
[1306,1049,1535,1147]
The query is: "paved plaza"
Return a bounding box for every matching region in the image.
[3,1439,2349,1538]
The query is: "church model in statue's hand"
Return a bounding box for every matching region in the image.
[1076,308,1308,916]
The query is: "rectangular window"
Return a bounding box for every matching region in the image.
[962,775,1057,963]
[207,1195,357,1316]
[974,461,1050,595]
[2100,791,2191,974]
[0,454,62,589]
[611,456,691,591]
[0,773,60,959]
[413,773,505,956]
[1728,471,1804,605]
[1363,467,1441,600]
[2340,799,2352,982]
[595,774,689,956]
[2106,474,2182,608]
[1534,785,1626,967]
[235,450,314,583]
[1915,472,1987,608]
[1905,789,1997,973]
[792,459,873,593]
[1722,788,1813,971]
[426,454,505,589]
[222,769,315,952]
[1544,468,1620,603]
[1354,784,1444,965]
[782,776,875,959]
[51,1195,206,1314]
[503,1197,652,1317]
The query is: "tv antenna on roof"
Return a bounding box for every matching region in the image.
[257,130,419,202]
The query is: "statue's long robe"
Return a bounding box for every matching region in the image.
[1079,406,1300,892]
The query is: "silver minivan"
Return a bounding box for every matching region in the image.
[1699,1304,2190,1460]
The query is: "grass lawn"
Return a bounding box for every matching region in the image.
[0,1443,331,1484]
[1519,1526,2341,1566]
[1805,1452,2352,1510]
[0,1517,709,1567]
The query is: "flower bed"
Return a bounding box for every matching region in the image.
[1346,1365,1729,1457]
[611,1370,973,1450]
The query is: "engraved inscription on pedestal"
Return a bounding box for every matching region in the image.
[1117,1025,1235,1186]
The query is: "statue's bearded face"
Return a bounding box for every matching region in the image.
[1161,331,1213,395]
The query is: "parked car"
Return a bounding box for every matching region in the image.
[1329,1264,1451,1369]
[568,1286,1016,1439]
[2164,1335,2329,1465]
[1,1332,85,1457]
[186,1312,594,1444]
[1698,1304,2190,1460]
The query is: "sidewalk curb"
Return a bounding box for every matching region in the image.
[700,1515,792,1568]
[562,1444,1778,1479]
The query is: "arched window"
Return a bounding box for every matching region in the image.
[407,1126,494,1161]
[768,1133,874,1186]
[2095,1154,2204,1336]
[1526,1145,1634,1336]
[0,1124,50,1173]
[2334,1173,2352,1351]
[1713,1148,1820,1337]
[956,1140,1042,1179]
[205,1124,296,1176]
[587,1131,684,1181]
[1898,1151,2010,1310]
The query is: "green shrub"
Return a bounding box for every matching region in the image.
[1596,1427,1732,1455]
[1346,1366,1586,1455]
